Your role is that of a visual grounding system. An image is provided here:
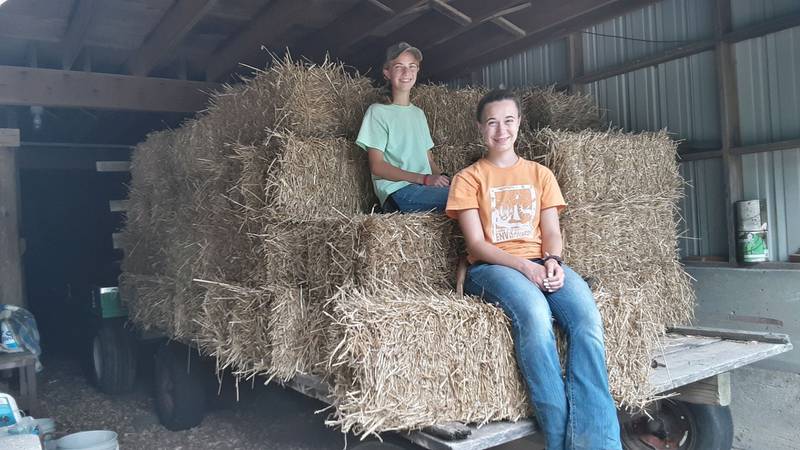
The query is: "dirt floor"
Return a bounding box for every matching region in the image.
[7,355,544,450]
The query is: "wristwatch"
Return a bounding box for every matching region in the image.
[543,255,563,266]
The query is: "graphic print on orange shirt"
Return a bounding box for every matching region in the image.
[489,184,537,243]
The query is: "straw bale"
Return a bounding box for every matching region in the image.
[354,214,460,289]
[193,280,274,380]
[411,84,486,146]
[258,133,376,219]
[120,130,179,275]
[431,143,484,177]
[520,86,602,131]
[200,56,378,145]
[326,283,530,436]
[535,128,683,205]
[120,274,176,335]
[539,128,694,410]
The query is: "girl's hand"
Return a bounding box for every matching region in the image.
[517,258,548,290]
[542,259,565,293]
[423,174,450,187]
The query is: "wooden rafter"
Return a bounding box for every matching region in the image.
[205,0,315,81]
[426,2,531,48]
[427,0,660,80]
[333,0,433,57]
[429,0,472,26]
[0,65,219,112]
[61,0,97,70]
[127,0,217,76]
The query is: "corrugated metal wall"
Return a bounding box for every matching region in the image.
[446,0,800,261]
[586,51,721,147]
[679,159,728,257]
[735,26,800,146]
[447,39,568,88]
[583,0,714,73]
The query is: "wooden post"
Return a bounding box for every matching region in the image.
[567,32,584,94]
[715,0,743,264]
[0,128,24,307]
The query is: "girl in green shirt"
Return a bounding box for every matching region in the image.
[356,42,449,212]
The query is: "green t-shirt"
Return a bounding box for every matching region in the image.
[356,103,434,205]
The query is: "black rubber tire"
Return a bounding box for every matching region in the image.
[154,342,207,431]
[91,320,137,394]
[621,400,733,450]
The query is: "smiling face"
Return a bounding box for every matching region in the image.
[383,51,420,94]
[478,99,521,154]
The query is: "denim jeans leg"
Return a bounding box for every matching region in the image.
[464,263,568,450]
[388,184,449,213]
[546,265,621,450]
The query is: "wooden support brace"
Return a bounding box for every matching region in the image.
[673,372,731,406]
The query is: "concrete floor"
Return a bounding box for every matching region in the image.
[19,355,544,450]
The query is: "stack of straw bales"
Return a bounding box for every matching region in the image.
[121,56,691,437]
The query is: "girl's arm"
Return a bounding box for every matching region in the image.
[427,151,450,187]
[368,148,449,186]
[539,207,565,291]
[457,209,547,289]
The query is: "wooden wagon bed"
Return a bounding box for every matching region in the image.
[285,326,792,450]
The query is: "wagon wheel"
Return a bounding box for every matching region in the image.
[621,399,733,450]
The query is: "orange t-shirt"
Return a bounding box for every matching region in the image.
[446,157,566,263]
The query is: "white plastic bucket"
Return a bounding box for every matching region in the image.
[57,430,118,450]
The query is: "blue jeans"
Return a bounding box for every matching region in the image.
[385,184,449,213]
[465,261,621,450]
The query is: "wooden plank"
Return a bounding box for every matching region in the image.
[425,2,531,48]
[0,352,36,371]
[127,0,217,76]
[406,419,537,450]
[109,199,129,212]
[0,65,218,112]
[655,335,722,358]
[61,0,97,70]
[112,232,123,250]
[430,0,472,26]
[668,326,791,345]
[650,339,792,393]
[491,17,526,38]
[0,129,20,147]
[0,146,24,307]
[731,137,800,156]
[672,372,731,406]
[96,161,131,172]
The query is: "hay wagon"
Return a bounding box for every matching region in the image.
[281,326,792,450]
[90,298,791,450]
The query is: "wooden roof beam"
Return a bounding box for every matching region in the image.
[61,0,97,70]
[334,0,433,57]
[0,65,219,112]
[205,0,314,81]
[427,0,660,80]
[492,17,526,38]
[127,0,217,76]
[429,0,472,26]
[427,1,531,47]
